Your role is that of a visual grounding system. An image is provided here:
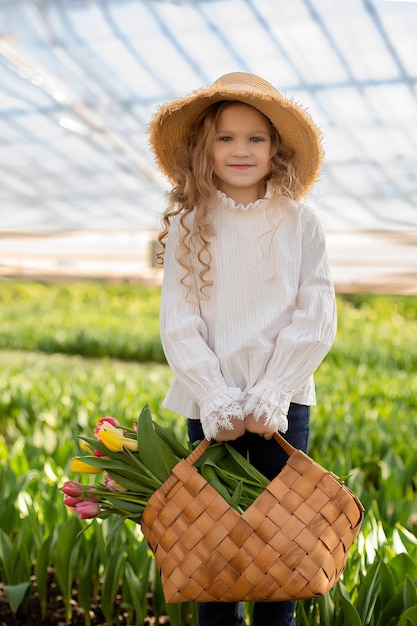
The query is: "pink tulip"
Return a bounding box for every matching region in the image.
[62,480,83,498]
[104,473,127,492]
[64,495,83,507]
[87,486,102,501]
[75,500,100,519]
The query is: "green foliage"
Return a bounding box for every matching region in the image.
[0,280,164,362]
[0,282,416,625]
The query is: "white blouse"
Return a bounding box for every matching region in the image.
[159,190,337,439]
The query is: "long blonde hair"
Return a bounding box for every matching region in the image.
[156,101,302,294]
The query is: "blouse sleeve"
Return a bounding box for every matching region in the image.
[245,206,337,427]
[159,217,243,426]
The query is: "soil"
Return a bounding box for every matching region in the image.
[0,575,170,626]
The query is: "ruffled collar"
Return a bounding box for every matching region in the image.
[216,184,272,212]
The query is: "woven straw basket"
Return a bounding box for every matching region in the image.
[141,432,364,604]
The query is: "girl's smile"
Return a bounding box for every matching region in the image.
[212,102,272,205]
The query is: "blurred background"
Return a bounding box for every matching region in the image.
[0,0,416,293]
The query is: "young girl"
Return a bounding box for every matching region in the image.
[148,72,337,626]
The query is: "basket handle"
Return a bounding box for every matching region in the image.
[272,431,296,457]
[185,431,296,467]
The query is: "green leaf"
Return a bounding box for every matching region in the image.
[3,582,31,614]
[0,529,14,584]
[223,443,269,487]
[296,600,313,626]
[154,421,189,459]
[74,455,161,489]
[403,575,417,610]
[124,555,151,626]
[340,593,362,626]
[379,560,397,601]
[381,587,408,625]
[104,515,129,546]
[149,558,167,624]
[231,480,243,510]
[101,544,126,624]
[136,404,179,482]
[53,517,83,623]
[390,553,417,586]
[34,529,57,619]
[200,464,238,510]
[397,607,417,626]
[165,600,198,626]
[194,442,229,467]
[317,589,335,626]
[356,559,382,622]
[77,545,100,626]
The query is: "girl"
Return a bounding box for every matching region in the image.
[148,72,337,626]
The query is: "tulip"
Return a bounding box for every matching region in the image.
[71,458,103,474]
[104,473,127,492]
[97,422,138,452]
[97,429,124,452]
[94,416,119,437]
[64,495,83,507]
[93,449,107,458]
[80,428,107,456]
[75,500,100,519]
[87,486,103,501]
[62,480,84,498]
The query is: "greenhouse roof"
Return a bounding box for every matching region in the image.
[0,0,416,235]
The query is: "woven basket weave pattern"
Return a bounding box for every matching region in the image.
[141,434,364,604]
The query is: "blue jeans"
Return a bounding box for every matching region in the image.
[187,403,310,626]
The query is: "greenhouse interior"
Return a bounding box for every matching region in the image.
[2,2,417,626]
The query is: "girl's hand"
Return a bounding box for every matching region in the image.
[214,415,246,441]
[244,413,277,440]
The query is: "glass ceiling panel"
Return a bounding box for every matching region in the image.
[277,23,349,85]
[56,2,114,41]
[324,14,400,82]
[317,87,376,125]
[365,83,417,124]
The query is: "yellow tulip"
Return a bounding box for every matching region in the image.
[71,458,103,474]
[97,424,138,452]
[121,436,138,452]
[97,429,124,452]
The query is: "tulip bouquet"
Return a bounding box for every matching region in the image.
[63,404,269,527]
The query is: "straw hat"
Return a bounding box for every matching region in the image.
[148,72,323,198]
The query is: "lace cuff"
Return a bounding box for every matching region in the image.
[244,381,293,433]
[200,401,245,440]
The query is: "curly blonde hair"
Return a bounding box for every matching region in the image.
[156,101,302,294]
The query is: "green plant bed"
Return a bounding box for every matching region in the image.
[0,280,165,362]
[1,283,417,625]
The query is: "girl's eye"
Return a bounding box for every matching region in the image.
[218,136,232,142]
[251,136,265,142]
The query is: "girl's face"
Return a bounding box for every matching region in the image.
[212,102,273,205]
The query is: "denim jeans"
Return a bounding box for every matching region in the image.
[187,403,311,626]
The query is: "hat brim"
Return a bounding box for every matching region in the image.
[148,78,323,198]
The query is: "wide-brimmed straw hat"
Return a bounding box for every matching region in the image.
[148,72,323,198]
